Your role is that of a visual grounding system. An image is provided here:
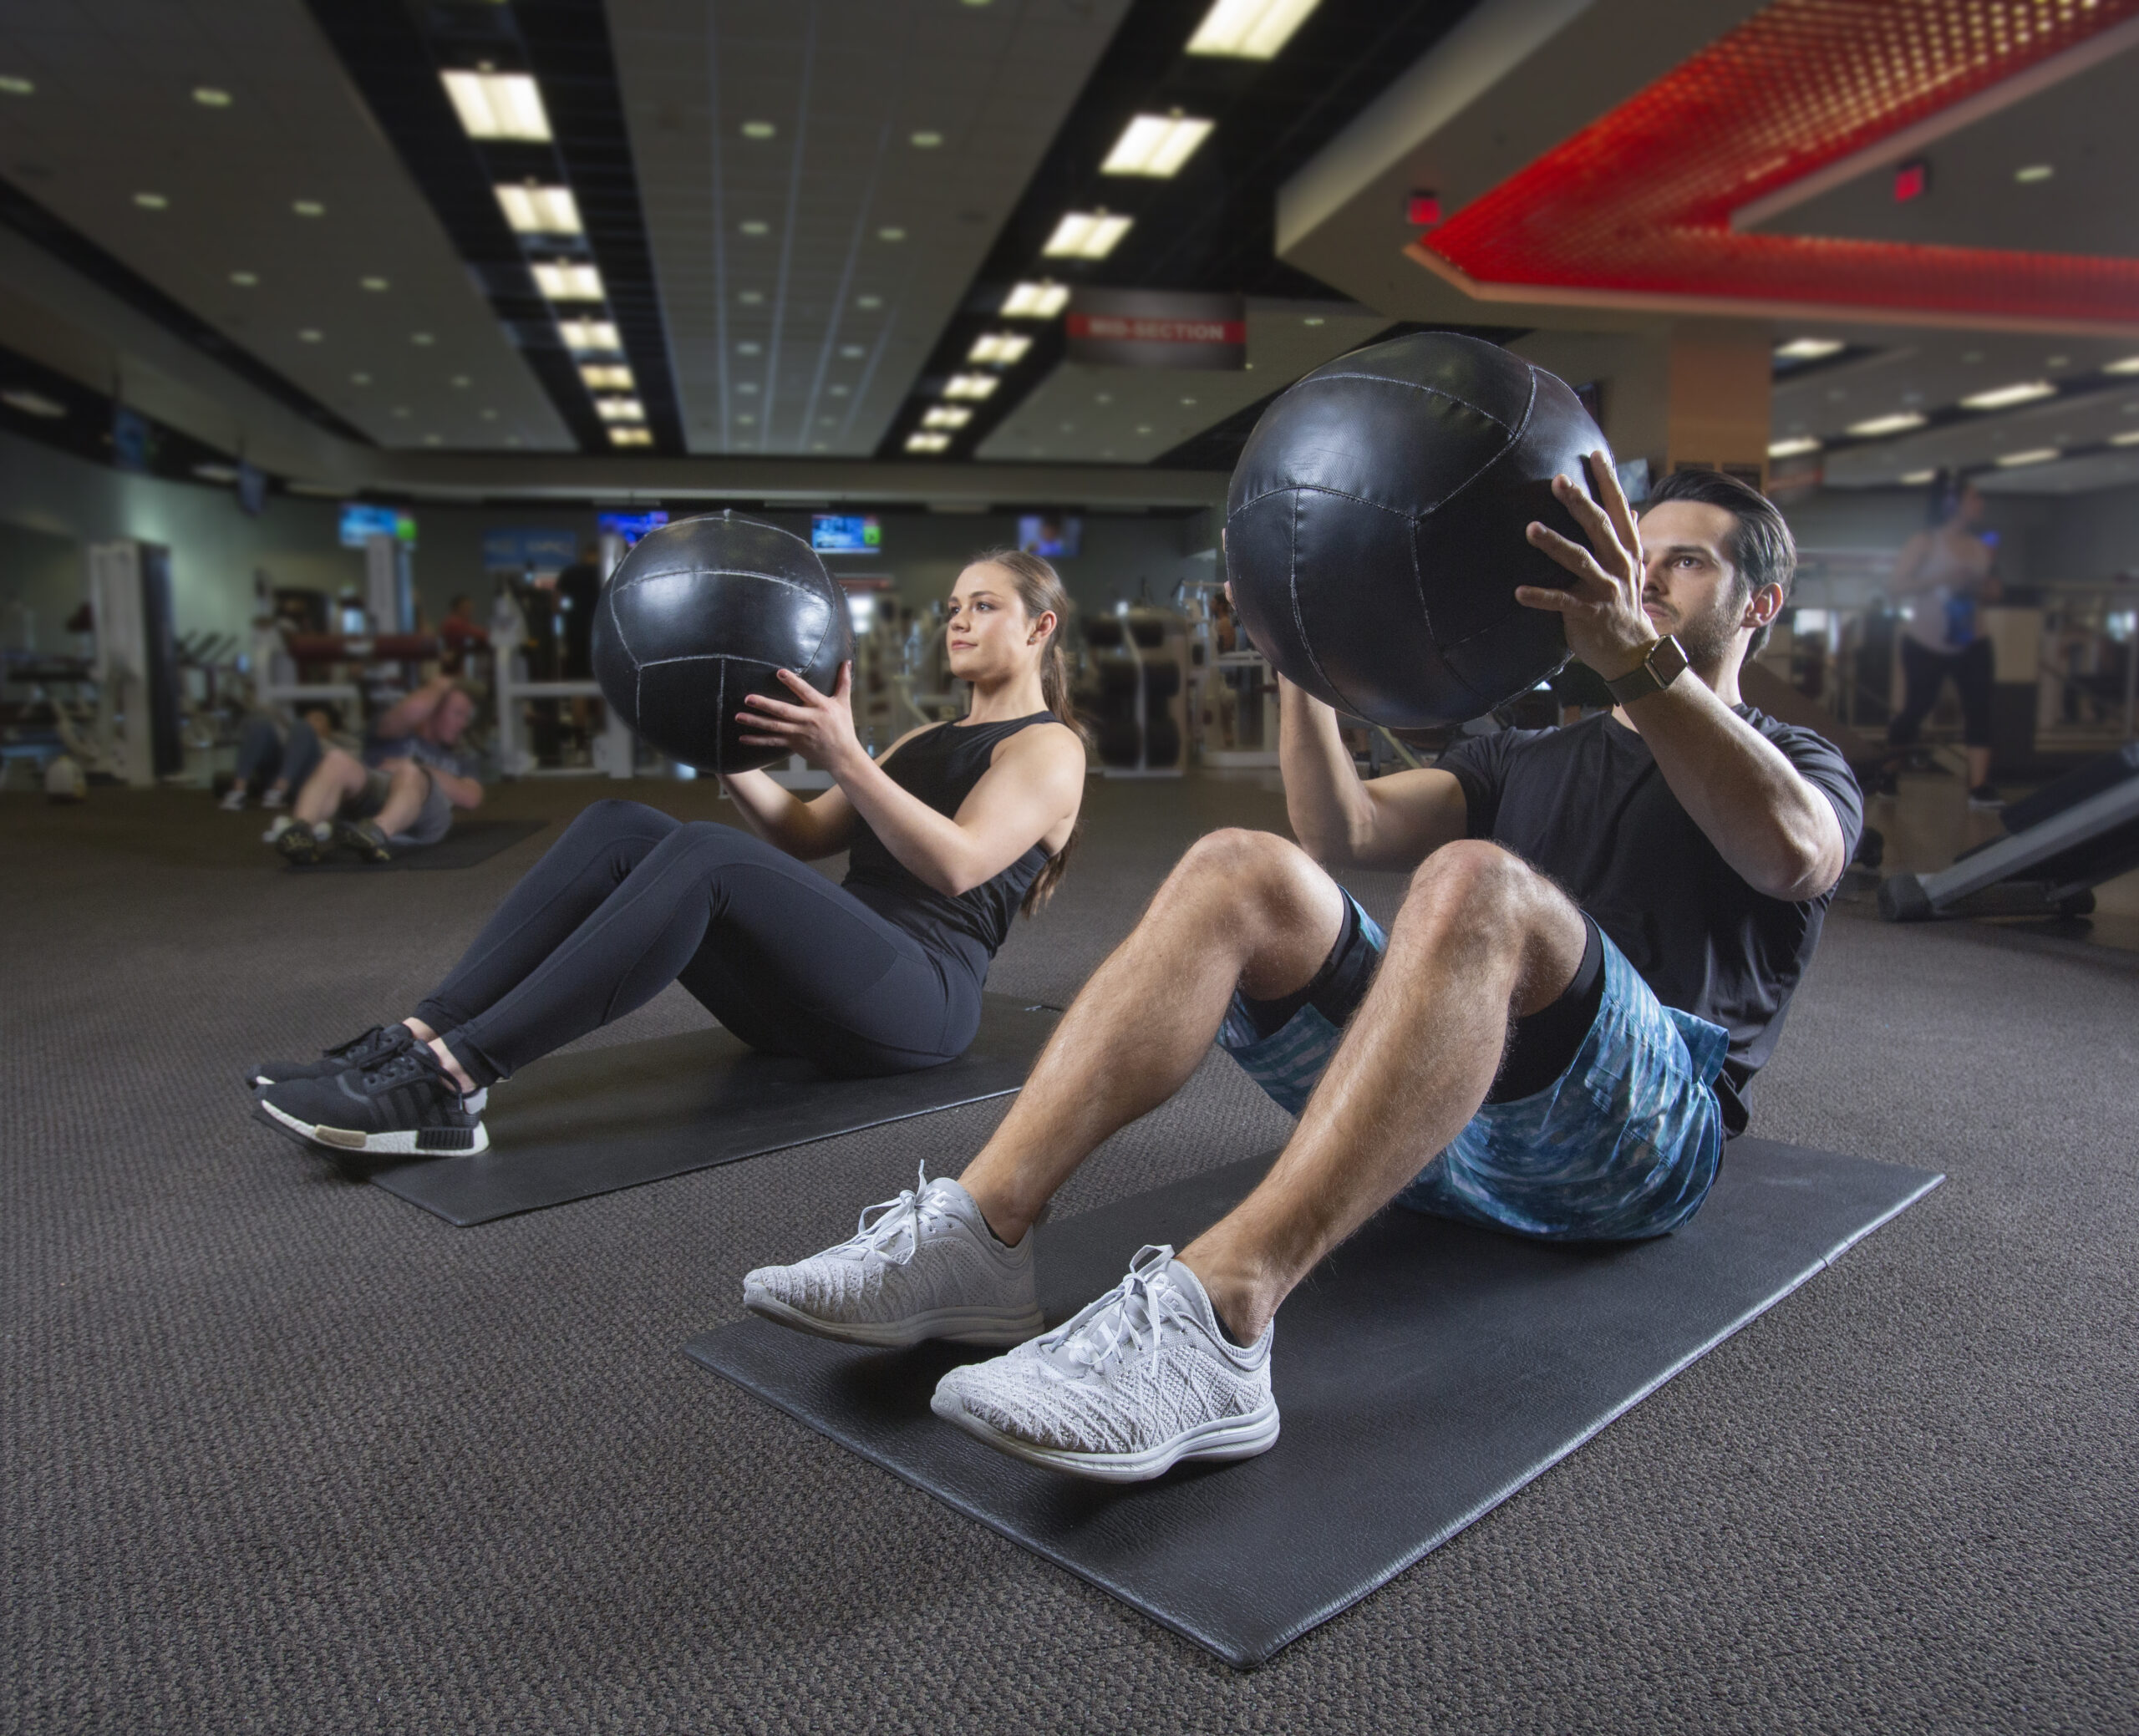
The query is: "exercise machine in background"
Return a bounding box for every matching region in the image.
[1079,600,1191,778]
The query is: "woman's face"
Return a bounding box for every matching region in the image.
[944,564,1049,682]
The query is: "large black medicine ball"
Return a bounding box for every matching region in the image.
[592,510,852,774]
[1225,332,1608,728]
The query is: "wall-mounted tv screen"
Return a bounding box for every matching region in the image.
[339,504,417,547]
[812,513,882,553]
[597,510,668,546]
[1017,514,1080,559]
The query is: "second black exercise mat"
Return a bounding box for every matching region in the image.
[687,1139,1940,1667]
[370,996,1059,1226]
[286,818,550,872]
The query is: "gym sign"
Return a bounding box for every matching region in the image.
[1066,289,1246,370]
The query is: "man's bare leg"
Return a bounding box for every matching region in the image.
[959,829,1349,1245]
[368,760,432,837]
[1178,840,1588,1341]
[292,749,368,825]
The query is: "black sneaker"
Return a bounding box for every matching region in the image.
[276,823,330,867]
[1968,784,2005,810]
[254,1043,489,1160]
[246,1022,417,1091]
[334,817,394,862]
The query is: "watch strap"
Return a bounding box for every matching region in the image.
[1603,635,1689,705]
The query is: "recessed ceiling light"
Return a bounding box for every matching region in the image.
[821,415,836,425]
[813,442,829,452]
[451,375,470,388]
[192,87,231,107]
[134,191,168,210]
[594,397,645,422]
[1101,113,1213,177]
[423,434,442,446]
[856,295,883,311]
[558,318,622,353]
[441,69,551,142]
[292,200,325,217]
[2,388,65,417]
[1846,412,1925,436]
[2111,429,2139,447]
[878,226,907,242]
[229,271,258,287]
[906,431,951,453]
[532,260,604,301]
[968,332,1032,365]
[1095,393,1112,404]
[581,363,633,389]
[922,405,972,429]
[480,409,496,420]
[738,290,765,306]
[1001,281,1069,317]
[1961,380,2055,410]
[739,220,770,236]
[193,462,239,482]
[1187,0,1323,58]
[410,332,434,347]
[1302,316,1326,327]
[609,426,653,447]
[506,435,522,447]
[1135,424,1155,435]
[1994,447,2059,466]
[2046,354,2070,368]
[1767,436,1822,458]
[360,277,389,292]
[840,343,865,358]
[828,384,849,397]
[736,414,756,426]
[350,372,370,385]
[737,341,762,356]
[1898,469,1938,484]
[495,184,582,235]
[737,382,759,394]
[1774,337,1844,361]
[2104,357,2139,376]
[942,373,999,400]
[910,130,942,149]
[741,119,776,140]
[1043,211,1130,258]
[392,407,410,418]
[2014,164,2054,184]
[0,76,33,97]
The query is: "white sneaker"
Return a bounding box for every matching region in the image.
[262,815,296,845]
[931,1246,1278,1484]
[742,1167,1044,1348]
[218,785,249,811]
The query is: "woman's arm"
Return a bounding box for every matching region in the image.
[717,721,932,860]
[739,666,1085,896]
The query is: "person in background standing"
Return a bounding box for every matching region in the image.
[1884,473,2001,808]
[439,594,487,678]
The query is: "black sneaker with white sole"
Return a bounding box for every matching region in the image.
[254,1043,488,1160]
[334,817,394,862]
[276,823,330,866]
[246,1021,418,1090]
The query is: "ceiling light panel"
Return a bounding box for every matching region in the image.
[1102,114,1214,177]
[968,332,1033,365]
[1994,446,2060,466]
[594,398,647,422]
[1002,282,1070,318]
[922,405,972,429]
[1186,0,1322,59]
[942,373,1000,400]
[1846,412,1927,437]
[1767,436,1821,458]
[605,0,1132,455]
[495,185,583,235]
[580,364,635,389]
[1774,338,1844,361]
[441,70,551,142]
[1961,381,2056,410]
[906,431,952,453]
[1043,211,1132,257]
[609,425,653,446]
[559,319,623,353]
[532,261,605,301]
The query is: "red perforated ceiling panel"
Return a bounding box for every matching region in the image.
[1423,0,2139,326]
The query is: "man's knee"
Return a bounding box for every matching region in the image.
[1402,840,1547,933]
[1156,828,1328,924]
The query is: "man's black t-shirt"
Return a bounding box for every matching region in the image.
[1437,709,1862,1104]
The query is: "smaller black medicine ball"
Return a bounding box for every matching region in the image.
[592,510,852,774]
[1225,332,1608,728]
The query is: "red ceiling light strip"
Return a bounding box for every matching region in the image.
[1418,0,2139,329]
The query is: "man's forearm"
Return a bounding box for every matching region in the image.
[1623,679,1845,899]
[1279,681,1375,864]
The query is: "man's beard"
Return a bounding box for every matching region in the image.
[1645,592,1740,670]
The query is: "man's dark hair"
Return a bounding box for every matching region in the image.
[1644,468,1796,657]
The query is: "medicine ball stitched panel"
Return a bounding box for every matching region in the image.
[592,512,850,774]
[1223,332,1606,727]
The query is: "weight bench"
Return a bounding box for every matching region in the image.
[1879,742,2139,922]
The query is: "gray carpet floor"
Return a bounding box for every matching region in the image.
[4,777,2135,1733]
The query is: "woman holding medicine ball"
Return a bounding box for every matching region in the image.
[248,545,1088,1161]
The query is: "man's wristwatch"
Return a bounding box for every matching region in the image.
[1603,634,1689,706]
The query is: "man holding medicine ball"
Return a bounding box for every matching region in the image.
[747,454,1862,1485]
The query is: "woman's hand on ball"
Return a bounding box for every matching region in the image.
[1516,450,1658,680]
[737,662,862,768]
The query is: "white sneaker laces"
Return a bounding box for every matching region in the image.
[835,1164,950,1270]
[1038,1245,1195,1381]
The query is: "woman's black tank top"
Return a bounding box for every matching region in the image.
[841,711,1061,968]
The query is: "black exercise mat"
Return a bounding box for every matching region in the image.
[369,996,1060,1226]
[285,818,550,872]
[687,1137,1940,1667]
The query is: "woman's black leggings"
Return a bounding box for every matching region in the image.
[412,800,982,1087]
[1889,637,1994,749]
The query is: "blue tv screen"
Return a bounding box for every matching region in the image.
[339,504,416,547]
[1017,514,1080,559]
[812,513,882,554]
[598,510,668,546]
